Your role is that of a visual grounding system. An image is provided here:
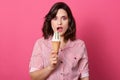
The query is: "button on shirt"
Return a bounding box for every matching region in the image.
[29,37,89,80]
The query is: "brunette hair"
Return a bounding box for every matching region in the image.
[42,2,76,41]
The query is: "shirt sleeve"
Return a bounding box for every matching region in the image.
[79,42,89,78]
[29,39,44,72]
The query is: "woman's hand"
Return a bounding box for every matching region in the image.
[49,51,59,70]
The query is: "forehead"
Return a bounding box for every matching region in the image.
[56,9,68,17]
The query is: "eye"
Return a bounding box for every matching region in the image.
[62,16,67,20]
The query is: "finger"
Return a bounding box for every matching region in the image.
[51,51,58,54]
[51,54,56,58]
[52,57,57,61]
[52,61,57,65]
[51,54,58,58]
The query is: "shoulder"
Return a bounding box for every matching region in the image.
[35,37,50,44]
[35,37,51,48]
[74,39,85,44]
[34,37,44,45]
[70,39,86,48]
[36,37,44,42]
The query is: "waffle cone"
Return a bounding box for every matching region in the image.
[52,41,60,52]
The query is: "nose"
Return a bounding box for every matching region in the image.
[57,19,62,25]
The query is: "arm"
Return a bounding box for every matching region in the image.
[79,42,89,80]
[80,77,89,80]
[29,39,59,80]
[30,66,54,80]
[30,51,58,80]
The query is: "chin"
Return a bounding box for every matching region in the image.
[59,32,65,37]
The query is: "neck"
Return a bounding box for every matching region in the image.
[60,36,67,49]
[60,36,67,42]
[60,36,64,42]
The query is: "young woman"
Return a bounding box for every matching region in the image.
[29,2,89,80]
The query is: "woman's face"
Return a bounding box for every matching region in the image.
[51,9,69,36]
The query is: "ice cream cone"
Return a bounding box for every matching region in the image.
[52,31,61,52]
[52,41,60,52]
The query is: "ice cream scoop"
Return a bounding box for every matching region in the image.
[52,31,61,52]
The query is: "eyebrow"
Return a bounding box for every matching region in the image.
[62,15,68,17]
[55,15,68,18]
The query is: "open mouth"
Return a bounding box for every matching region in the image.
[57,27,63,32]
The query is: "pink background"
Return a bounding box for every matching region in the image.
[0,0,120,80]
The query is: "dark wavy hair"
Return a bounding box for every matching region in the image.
[42,2,76,41]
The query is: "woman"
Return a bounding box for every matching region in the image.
[29,2,89,80]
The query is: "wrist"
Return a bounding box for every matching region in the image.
[47,65,55,71]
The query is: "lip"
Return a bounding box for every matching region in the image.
[57,26,63,32]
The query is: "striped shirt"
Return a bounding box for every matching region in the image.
[29,37,89,80]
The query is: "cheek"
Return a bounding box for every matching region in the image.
[64,26,68,31]
[64,23,69,31]
[51,21,56,30]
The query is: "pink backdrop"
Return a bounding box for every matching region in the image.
[0,0,120,80]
